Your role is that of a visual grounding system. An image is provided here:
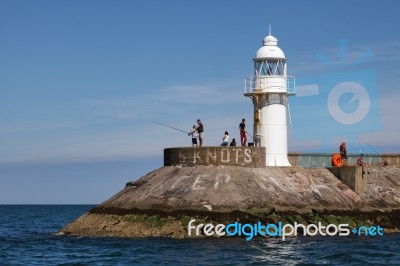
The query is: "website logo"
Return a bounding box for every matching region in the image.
[187,219,384,241]
[291,39,381,151]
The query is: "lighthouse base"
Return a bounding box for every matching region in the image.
[266,153,292,166]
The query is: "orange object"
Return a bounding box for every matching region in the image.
[332,154,342,167]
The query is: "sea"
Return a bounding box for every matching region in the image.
[1,205,400,265]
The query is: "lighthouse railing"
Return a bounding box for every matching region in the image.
[287,76,295,95]
[244,76,295,95]
[244,77,256,93]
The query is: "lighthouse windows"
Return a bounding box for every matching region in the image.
[254,60,285,77]
[270,62,284,76]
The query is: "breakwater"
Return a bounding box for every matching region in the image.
[61,162,400,238]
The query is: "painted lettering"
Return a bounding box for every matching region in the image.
[193,149,202,164]
[244,148,252,163]
[191,175,207,190]
[176,147,259,166]
[179,150,186,164]
[214,173,231,189]
[170,175,189,189]
[233,148,241,163]
[206,148,217,164]
[221,148,230,163]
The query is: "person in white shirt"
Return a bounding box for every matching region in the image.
[221,131,229,146]
[190,125,198,147]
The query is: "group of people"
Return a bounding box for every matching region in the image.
[188,118,249,147]
[220,118,248,147]
[189,119,204,147]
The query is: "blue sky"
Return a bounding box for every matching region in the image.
[1,0,399,203]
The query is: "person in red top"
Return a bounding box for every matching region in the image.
[239,118,247,146]
[357,153,370,174]
[357,153,365,166]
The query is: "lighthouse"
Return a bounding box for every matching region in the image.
[244,30,295,166]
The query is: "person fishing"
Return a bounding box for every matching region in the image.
[153,120,204,147]
[153,121,194,147]
[239,118,247,146]
[357,153,370,174]
[190,125,198,147]
[189,119,204,147]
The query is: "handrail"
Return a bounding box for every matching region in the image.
[244,76,295,95]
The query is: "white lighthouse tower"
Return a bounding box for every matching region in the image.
[244,30,295,166]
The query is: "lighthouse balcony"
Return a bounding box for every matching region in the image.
[244,76,295,95]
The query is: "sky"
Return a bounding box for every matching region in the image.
[1,0,399,203]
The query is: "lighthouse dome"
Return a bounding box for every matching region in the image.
[263,35,278,45]
[255,35,285,59]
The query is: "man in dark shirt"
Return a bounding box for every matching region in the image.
[239,118,247,146]
[190,119,204,147]
[340,141,348,160]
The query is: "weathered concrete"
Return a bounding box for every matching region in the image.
[164,147,266,167]
[164,149,400,168]
[89,166,360,213]
[328,166,368,193]
[61,165,400,238]
[381,154,400,166]
[288,153,400,168]
[288,153,333,168]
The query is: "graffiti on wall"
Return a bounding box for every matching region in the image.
[178,148,253,165]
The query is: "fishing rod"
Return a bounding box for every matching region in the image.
[152,120,191,134]
[365,142,387,166]
[366,143,380,156]
[358,142,366,154]
[245,131,254,140]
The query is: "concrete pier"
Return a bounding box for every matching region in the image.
[164,147,266,167]
[164,148,400,168]
[328,166,368,193]
[288,153,400,167]
[61,163,400,238]
[163,148,400,194]
[61,148,400,238]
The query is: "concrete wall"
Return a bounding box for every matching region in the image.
[164,147,266,167]
[164,149,400,168]
[288,153,399,168]
[288,153,333,168]
[381,154,400,166]
[162,147,396,194]
[328,166,368,193]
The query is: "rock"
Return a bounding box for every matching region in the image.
[61,165,400,237]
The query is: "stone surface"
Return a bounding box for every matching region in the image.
[288,153,400,167]
[164,148,400,168]
[61,165,400,237]
[328,166,368,193]
[164,147,266,167]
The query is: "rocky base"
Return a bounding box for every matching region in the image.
[61,208,400,238]
[61,213,185,238]
[61,165,400,238]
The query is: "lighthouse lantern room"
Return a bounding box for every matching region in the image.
[244,30,295,166]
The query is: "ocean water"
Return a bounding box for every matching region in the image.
[0,205,400,265]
